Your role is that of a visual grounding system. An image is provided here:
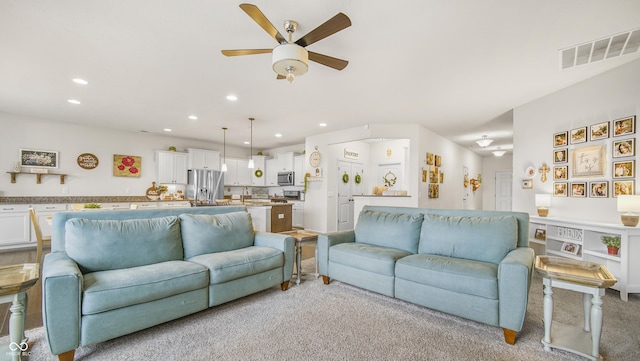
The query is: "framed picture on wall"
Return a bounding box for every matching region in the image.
[554,149,568,164]
[554,182,568,197]
[589,121,610,141]
[613,180,634,197]
[613,116,636,137]
[554,131,568,147]
[522,179,533,189]
[571,145,605,177]
[613,160,635,178]
[612,138,635,158]
[570,182,587,197]
[589,181,608,198]
[570,127,587,144]
[19,148,59,168]
[553,166,568,180]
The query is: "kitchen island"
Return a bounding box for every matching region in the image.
[240,201,293,233]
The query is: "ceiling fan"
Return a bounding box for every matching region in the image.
[221,3,351,83]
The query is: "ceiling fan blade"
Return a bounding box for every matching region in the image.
[308,51,349,70]
[295,13,351,48]
[221,49,272,56]
[276,74,286,80]
[239,3,287,44]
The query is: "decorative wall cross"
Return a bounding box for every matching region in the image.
[538,162,550,183]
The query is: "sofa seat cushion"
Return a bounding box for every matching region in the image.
[188,246,283,284]
[82,260,209,315]
[330,242,412,276]
[180,212,255,259]
[355,210,424,253]
[65,216,183,273]
[395,254,499,299]
[419,214,518,264]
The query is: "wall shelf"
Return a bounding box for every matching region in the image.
[7,171,67,184]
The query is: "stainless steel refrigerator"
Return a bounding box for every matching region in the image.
[186,169,224,205]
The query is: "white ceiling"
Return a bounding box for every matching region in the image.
[1,1,639,156]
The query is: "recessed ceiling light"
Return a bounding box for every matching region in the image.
[164,128,172,132]
[275,133,282,137]
[243,141,250,145]
[67,99,81,104]
[72,78,88,85]
[319,123,327,127]
[188,115,198,120]
[226,95,238,101]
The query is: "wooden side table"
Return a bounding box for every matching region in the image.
[280,230,318,285]
[535,256,617,361]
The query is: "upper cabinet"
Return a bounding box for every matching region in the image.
[224,158,251,186]
[277,152,295,172]
[251,156,267,187]
[294,155,305,186]
[266,158,279,186]
[187,148,220,170]
[156,151,188,184]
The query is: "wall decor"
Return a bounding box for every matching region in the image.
[613,180,634,197]
[570,182,587,197]
[570,127,587,144]
[522,179,533,189]
[113,154,141,177]
[553,166,568,180]
[554,182,568,197]
[421,169,427,182]
[429,166,438,183]
[554,149,568,164]
[525,166,536,178]
[20,148,58,168]
[435,155,442,167]
[439,172,444,183]
[426,152,434,165]
[589,121,609,141]
[538,162,550,182]
[612,160,635,178]
[589,181,608,198]
[612,138,635,158]
[77,153,99,170]
[571,145,605,177]
[554,131,568,147]
[428,184,439,198]
[613,116,635,137]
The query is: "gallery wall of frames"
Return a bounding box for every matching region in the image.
[552,115,636,198]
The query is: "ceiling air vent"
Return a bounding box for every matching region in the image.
[560,27,640,69]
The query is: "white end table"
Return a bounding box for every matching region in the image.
[535,256,617,361]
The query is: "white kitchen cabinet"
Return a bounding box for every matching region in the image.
[530,216,640,301]
[266,158,279,186]
[156,151,188,184]
[294,155,305,186]
[0,205,31,247]
[251,156,267,187]
[158,201,191,208]
[276,152,295,172]
[187,148,220,170]
[292,201,304,228]
[131,202,158,209]
[32,204,67,239]
[224,158,251,186]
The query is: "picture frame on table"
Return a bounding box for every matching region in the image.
[589,121,610,141]
[613,116,635,137]
[553,166,568,180]
[561,242,580,256]
[571,145,605,177]
[612,138,635,158]
[613,180,634,197]
[554,131,568,147]
[534,229,546,240]
[589,181,608,198]
[570,182,587,197]
[570,127,587,144]
[612,160,635,179]
[554,149,568,164]
[19,148,59,168]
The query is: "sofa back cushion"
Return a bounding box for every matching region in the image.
[65,216,183,273]
[180,211,255,259]
[354,210,423,253]
[418,214,518,264]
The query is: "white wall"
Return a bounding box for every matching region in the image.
[0,112,248,197]
[482,154,514,210]
[513,59,640,223]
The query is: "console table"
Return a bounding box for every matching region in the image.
[535,256,617,361]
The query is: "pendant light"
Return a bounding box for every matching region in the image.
[221,127,228,172]
[248,118,255,169]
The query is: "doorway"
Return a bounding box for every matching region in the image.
[337,160,364,231]
[495,171,513,211]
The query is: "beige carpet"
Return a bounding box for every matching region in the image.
[7,259,640,361]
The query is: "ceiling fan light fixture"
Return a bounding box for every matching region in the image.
[272,44,308,82]
[476,135,494,148]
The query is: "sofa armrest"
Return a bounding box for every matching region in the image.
[42,251,83,356]
[254,232,295,281]
[497,247,535,332]
[317,230,355,276]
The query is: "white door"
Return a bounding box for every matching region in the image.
[495,171,513,211]
[337,161,363,231]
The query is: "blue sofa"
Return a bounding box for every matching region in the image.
[317,206,534,345]
[42,206,294,361]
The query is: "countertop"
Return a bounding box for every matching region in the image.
[0,196,187,204]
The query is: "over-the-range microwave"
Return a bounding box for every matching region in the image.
[277,171,295,186]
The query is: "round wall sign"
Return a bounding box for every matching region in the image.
[77,153,99,169]
[309,149,321,167]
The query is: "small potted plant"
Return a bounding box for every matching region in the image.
[601,235,621,255]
